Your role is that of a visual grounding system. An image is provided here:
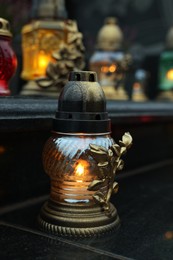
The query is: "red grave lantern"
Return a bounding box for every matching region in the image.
[0,18,17,96]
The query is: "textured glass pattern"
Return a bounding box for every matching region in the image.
[21,27,65,80]
[43,134,114,204]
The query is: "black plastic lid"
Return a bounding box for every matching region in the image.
[53,71,111,133]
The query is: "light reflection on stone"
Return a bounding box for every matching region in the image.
[164,231,173,240]
[0,146,6,155]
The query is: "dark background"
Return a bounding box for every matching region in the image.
[2,0,173,96]
[66,0,170,56]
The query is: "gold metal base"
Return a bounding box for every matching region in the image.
[38,200,120,237]
[157,90,173,101]
[20,81,60,97]
[132,93,148,102]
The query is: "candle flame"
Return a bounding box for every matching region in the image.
[109,64,116,73]
[101,66,109,73]
[101,64,116,73]
[38,51,50,70]
[76,163,84,177]
[166,69,173,80]
[74,160,90,182]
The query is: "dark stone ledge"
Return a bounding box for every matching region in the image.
[0,97,173,132]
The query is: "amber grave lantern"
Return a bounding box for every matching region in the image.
[0,18,17,96]
[21,0,85,96]
[38,71,132,237]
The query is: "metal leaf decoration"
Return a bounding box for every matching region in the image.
[36,31,85,90]
[87,132,132,213]
[88,179,104,191]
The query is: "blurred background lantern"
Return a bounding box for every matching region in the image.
[89,17,132,100]
[21,0,85,97]
[158,26,173,101]
[0,18,17,96]
[38,71,132,237]
[131,69,148,101]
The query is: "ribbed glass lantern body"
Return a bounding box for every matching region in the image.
[90,51,122,87]
[43,133,115,205]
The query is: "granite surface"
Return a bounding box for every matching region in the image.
[0,224,128,260]
[1,162,173,259]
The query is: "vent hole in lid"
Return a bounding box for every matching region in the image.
[75,73,81,81]
[68,113,72,119]
[89,73,95,82]
[95,114,101,120]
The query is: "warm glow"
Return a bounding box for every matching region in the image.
[133,82,140,89]
[101,64,116,73]
[76,163,84,177]
[38,51,50,70]
[0,146,5,154]
[164,231,173,240]
[109,64,116,73]
[166,69,173,80]
[74,159,90,182]
[101,66,109,73]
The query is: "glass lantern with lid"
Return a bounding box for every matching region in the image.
[39,71,132,237]
[0,18,17,96]
[21,0,85,97]
[90,17,131,100]
[158,26,173,100]
[21,0,68,81]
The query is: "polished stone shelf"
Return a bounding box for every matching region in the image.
[1,161,173,260]
[0,97,173,132]
[0,224,124,260]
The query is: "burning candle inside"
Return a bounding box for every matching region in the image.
[101,64,117,73]
[166,69,173,80]
[74,160,90,183]
[37,51,51,74]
